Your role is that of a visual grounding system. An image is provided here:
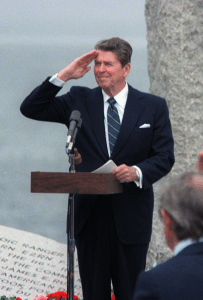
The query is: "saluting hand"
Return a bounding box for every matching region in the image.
[57,50,98,82]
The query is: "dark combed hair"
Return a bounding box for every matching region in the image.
[94,37,132,67]
[159,172,203,241]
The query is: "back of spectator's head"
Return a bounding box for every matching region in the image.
[159,172,203,241]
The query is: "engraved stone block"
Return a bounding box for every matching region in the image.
[0,225,82,299]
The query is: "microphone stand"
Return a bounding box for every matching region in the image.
[67,147,75,300]
[66,121,82,300]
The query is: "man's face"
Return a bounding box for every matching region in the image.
[94,50,130,96]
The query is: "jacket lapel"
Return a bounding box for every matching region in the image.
[86,87,109,159]
[85,85,145,160]
[112,85,145,158]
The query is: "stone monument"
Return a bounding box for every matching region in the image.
[145,0,203,267]
[0,225,82,299]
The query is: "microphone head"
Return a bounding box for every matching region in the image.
[70,110,81,122]
[77,118,82,128]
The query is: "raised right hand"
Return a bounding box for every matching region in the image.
[57,50,98,82]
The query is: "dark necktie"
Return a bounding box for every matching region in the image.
[107,98,121,156]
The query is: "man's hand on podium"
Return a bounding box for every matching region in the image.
[111,164,138,182]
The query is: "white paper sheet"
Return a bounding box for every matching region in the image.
[92,160,117,173]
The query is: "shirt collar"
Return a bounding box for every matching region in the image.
[173,236,203,256]
[102,82,128,110]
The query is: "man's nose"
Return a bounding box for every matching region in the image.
[98,63,106,72]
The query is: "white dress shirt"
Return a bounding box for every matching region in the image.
[49,74,143,188]
[173,236,203,256]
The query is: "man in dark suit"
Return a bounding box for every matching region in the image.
[20,37,174,300]
[133,168,203,300]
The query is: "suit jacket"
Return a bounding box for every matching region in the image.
[133,242,203,300]
[20,78,174,244]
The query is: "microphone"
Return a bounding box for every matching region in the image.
[67,118,82,154]
[71,118,82,145]
[66,110,81,145]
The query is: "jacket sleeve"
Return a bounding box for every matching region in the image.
[137,98,175,190]
[20,77,74,125]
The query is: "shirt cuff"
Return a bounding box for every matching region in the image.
[49,73,66,87]
[132,166,143,189]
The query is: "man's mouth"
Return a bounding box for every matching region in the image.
[97,76,109,80]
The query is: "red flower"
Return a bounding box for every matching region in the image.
[46,291,79,300]
[47,291,67,300]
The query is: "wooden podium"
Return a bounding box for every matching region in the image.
[31,172,123,195]
[31,171,123,299]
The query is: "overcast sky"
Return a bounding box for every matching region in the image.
[1,0,147,47]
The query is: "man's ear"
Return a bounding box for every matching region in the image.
[160,208,172,227]
[197,151,203,174]
[123,63,131,78]
[160,208,179,250]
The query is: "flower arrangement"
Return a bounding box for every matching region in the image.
[0,292,115,300]
[0,292,79,300]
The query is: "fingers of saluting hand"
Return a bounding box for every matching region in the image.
[111,164,137,183]
[78,50,98,65]
[72,50,98,76]
[57,50,98,82]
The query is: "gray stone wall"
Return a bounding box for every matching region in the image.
[145,0,203,268]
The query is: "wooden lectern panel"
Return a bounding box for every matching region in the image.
[31,172,123,195]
